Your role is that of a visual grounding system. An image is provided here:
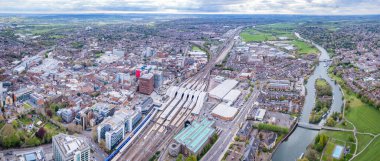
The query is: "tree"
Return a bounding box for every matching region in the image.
[36,127,46,139]
[46,109,53,118]
[185,155,197,161]
[176,154,183,161]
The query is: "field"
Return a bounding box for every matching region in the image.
[192,46,203,51]
[292,40,319,55]
[354,137,380,161]
[327,66,380,161]
[240,28,276,42]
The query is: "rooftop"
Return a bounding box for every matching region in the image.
[53,133,90,157]
[174,118,215,154]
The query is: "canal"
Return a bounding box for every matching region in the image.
[272,33,343,161]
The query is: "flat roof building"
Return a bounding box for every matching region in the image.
[209,79,238,100]
[211,103,238,121]
[97,109,142,150]
[255,109,266,121]
[52,133,90,161]
[222,89,241,104]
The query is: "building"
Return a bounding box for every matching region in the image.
[58,109,74,123]
[52,133,90,161]
[255,109,266,121]
[13,88,33,102]
[97,109,142,150]
[135,97,153,114]
[267,80,291,91]
[153,71,163,89]
[139,73,154,95]
[174,118,215,155]
[222,89,241,104]
[211,103,238,121]
[209,79,238,100]
[30,93,44,106]
[14,148,46,161]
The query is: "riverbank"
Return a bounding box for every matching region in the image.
[272,33,343,161]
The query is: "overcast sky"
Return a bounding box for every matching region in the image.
[0,0,379,15]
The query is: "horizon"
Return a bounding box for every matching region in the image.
[1,0,380,15]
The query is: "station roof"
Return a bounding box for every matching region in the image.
[174,118,215,154]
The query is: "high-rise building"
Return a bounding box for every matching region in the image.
[97,109,142,150]
[138,73,154,95]
[52,133,90,161]
[153,71,163,89]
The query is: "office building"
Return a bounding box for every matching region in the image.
[153,71,163,89]
[52,133,90,161]
[138,73,154,95]
[97,109,142,150]
[14,148,46,161]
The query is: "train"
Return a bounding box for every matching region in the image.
[104,111,154,161]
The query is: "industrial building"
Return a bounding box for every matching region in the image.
[209,79,238,100]
[52,133,90,161]
[139,73,154,95]
[174,118,215,155]
[222,89,241,104]
[97,109,142,150]
[211,103,238,121]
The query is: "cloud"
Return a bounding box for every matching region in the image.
[0,0,379,15]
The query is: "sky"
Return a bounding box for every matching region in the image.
[0,0,379,15]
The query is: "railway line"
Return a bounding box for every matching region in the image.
[115,26,243,161]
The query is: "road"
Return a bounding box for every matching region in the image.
[201,90,259,161]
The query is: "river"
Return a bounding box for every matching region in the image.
[272,33,344,161]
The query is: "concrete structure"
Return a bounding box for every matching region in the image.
[211,103,238,121]
[222,89,241,104]
[97,109,142,150]
[174,118,215,155]
[14,148,46,161]
[139,73,154,95]
[52,133,90,161]
[209,79,238,99]
[168,142,181,157]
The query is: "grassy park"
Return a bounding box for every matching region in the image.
[324,66,380,161]
[292,40,319,55]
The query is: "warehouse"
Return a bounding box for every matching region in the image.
[222,89,241,104]
[209,79,238,100]
[211,103,238,121]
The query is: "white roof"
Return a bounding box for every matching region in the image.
[211,103,238,119]
[222,89,241,103]
[255,109,266,120]
[209,79,238,99]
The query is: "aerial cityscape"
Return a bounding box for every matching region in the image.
[0,1,379,161]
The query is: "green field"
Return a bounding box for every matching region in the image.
[326,66,380,161]
[240,29,277,42]
[192,46,203,51]
[354,137,380,161]
[356,134,373,152]
[292,40,319,55]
